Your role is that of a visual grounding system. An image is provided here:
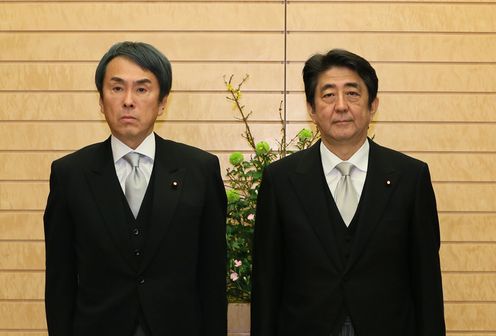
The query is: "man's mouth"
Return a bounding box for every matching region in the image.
[121,115,136,121]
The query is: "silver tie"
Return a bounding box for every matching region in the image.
[335,162,359,226]
[124,152,147,218]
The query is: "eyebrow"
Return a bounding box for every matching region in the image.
[320,82,360,92]
[109,77,152,85]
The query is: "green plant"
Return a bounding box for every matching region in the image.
[224,75,319,302]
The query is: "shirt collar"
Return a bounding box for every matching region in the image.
[320,138,370,175]
[111,132,156,163]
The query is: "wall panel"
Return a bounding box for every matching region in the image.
[441,243,496,272]
[0,302,45,329]
[0,32,283,62]
[445,304,496,330]
[412,153,496,182]
[0,242,44,271]
[0,3,283,31]
[0,214,44,240]
[0,273,44,300]
[443,273,496,301]
[287,32,496,62]
[434,184,496,213]
[287,3,496,32]
[440,214,496,242]
[0,333,47,336]
[0,153,64,181]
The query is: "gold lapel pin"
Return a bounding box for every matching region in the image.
[171,180,179,189]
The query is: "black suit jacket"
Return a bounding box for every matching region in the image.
[44,134,227,336]
[251,139,445,336]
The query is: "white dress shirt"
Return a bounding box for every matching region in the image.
[111,133,155,193]
[320,139,370,201]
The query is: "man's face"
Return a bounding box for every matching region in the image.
[308,66,378,152]
[99,56,167,149]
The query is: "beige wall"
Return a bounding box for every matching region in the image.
[0,0,495,334]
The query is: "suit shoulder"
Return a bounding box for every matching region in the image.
[265,146,313,173]
[158,138,218,163]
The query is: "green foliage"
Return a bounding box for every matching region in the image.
[224,75,319,302]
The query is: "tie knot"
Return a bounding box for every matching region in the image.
[124,152,141,168]
[336,162,354,176]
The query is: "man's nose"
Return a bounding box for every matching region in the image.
[335,93,347,111]
[123,89,135,108]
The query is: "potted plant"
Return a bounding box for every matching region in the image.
[224,75,318,334]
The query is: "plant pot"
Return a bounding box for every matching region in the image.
[228,302,250,335]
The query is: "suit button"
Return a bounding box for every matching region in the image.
[132,228,140,236]
[134,249,141,257]
[138,277,145,284]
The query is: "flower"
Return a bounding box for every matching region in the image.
[226,190,240,204]
[230,272,239,281]
[229,152,244,166]
[234,260,242,267]
[298,128,313,141]
[247,214,255,221]
[255,141,271,155]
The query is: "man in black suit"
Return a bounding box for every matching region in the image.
[251,49,445,335]
[44,41,227,336]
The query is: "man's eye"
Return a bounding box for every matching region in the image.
[322,93,334,98]
[112,87,123,92]
[137,88,147,93]
[347,91,360,97]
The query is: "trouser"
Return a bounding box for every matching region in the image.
[133,325,147,336]
[336,316,355,336]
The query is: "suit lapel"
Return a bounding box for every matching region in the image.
[139,135,185,273]
[85,138,136,269]
[345,140,400,271]
[289,141,343,270]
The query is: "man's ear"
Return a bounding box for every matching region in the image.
[158,95,168,116]
[370,97,379,118]
[307,102,317,123]
[99,96,104,114]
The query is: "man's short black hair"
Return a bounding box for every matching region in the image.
[303,49,378,109]
[95,41,172,101]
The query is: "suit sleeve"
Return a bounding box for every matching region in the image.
[198,155,228,335]
[43,161,77,335]
[251,167,283,336]
[410,163,446,334]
